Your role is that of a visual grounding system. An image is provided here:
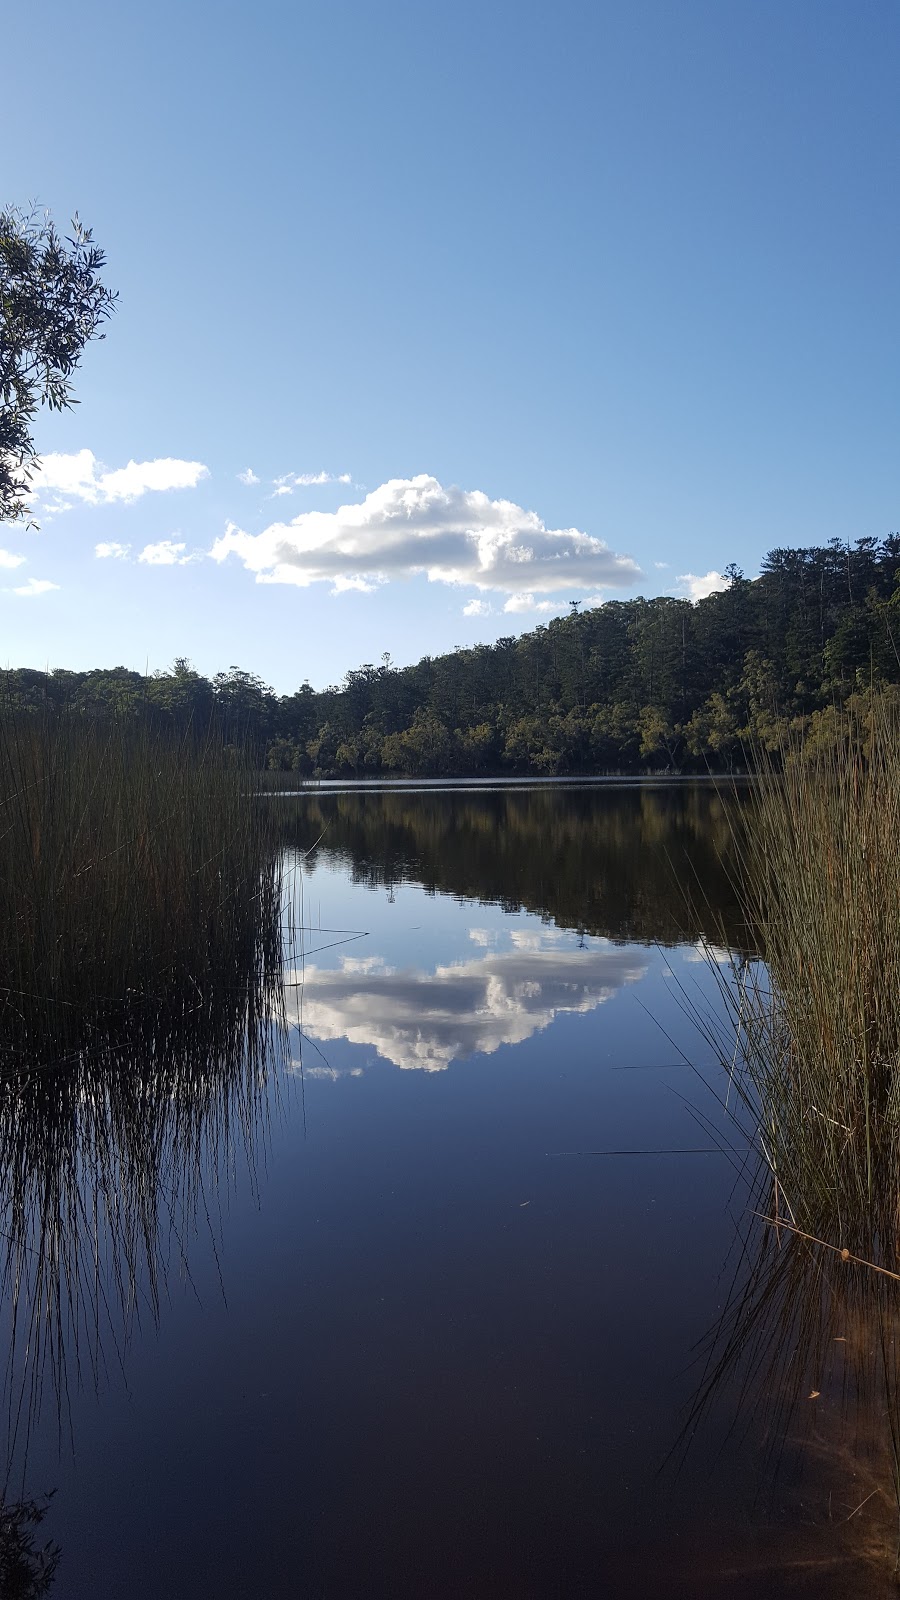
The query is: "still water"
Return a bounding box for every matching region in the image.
[5,783,896,1597]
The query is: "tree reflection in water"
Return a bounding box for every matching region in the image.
[278,780,752,949]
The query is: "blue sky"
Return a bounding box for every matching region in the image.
[4,0,898,692]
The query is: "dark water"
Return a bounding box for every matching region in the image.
[4,783,896,1597]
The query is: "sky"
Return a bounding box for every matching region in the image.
[3,0,898,692]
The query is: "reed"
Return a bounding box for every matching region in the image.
[699,690,900,1258]
[0,713,281,1062]
[684,690,900,1564]
[0,713,290,1470]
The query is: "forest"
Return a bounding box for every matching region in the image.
[5,534,900,775]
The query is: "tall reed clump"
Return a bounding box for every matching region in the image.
[0,712,282,1061]
[701,690,900,1256]
[683,694,900,1564]
[0,712,288,1465]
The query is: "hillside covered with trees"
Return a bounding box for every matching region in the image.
[5,535,900,775]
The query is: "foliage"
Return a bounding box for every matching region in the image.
[0,1496,59,1597]
[3,534,900,774]
[0,206,116,523]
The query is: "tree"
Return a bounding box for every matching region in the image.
[0,206,116,522]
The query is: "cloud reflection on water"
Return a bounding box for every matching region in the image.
[286,937,647,1071]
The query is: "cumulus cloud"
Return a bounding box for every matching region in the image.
[463,598,494,617]
[677,570,729,601]
[10,578,59,597]
[95,541,131,560]
[137,539,197,566]
[237,468,260,485]
[0,549,26,570]
[286,938,646,1071]
[33,449,209,507]
[210,475,641,600]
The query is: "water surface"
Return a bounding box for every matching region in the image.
[5,783,894,1597]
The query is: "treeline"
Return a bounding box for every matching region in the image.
[4,535,900,774]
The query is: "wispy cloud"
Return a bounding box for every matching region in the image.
[212,475,641,601]
[676,570,729,601]
[9,578,59,597]
[95,541,131,560]
[269,470,352,499]
[137,539,198,566]
[34,449,209,507]
[237,467,260,486]
[463,598,494,617]
[0,549,26,570]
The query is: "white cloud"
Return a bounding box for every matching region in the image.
[468,928,498,947]
[463,598,494,617]
[137,539,197,566]
[238,468,260,485]
[10,578,59,597]
[331,573,378,594]
[677,570,729,601]
[503,593,563,615]
[654,560,670,570]
[287,941,646,1071]
[509,927,568,950]
[33,449,209,507]
[268,470,353,498]
[95,541,131,560]
[0,549,26,570]
[339,955,392,976]
[210,475,642,599]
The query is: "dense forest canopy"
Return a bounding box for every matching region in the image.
[4,535,900,775]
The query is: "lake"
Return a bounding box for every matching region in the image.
[4,782,894,1597]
